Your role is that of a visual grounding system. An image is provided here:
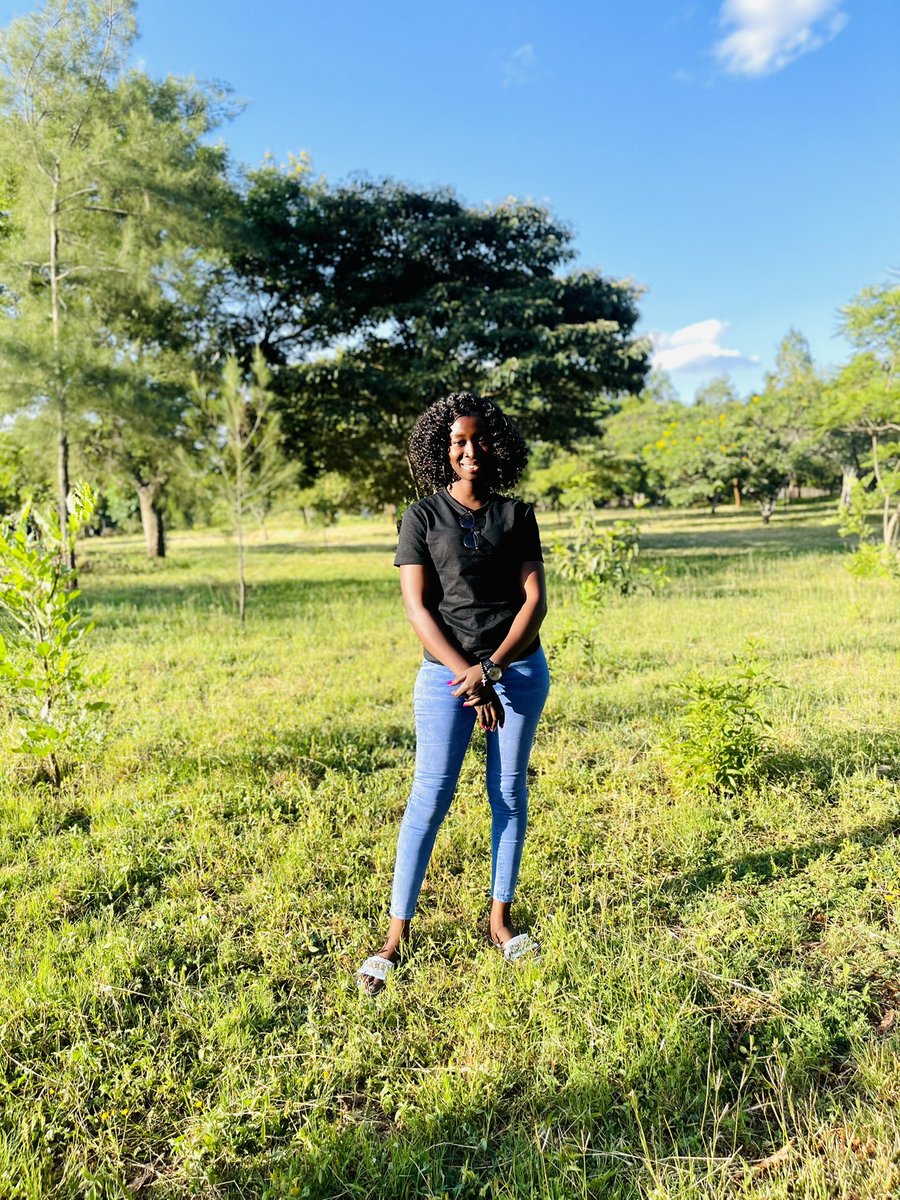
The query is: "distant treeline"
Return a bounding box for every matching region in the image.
[0,1,897,566]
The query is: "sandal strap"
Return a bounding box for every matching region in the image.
[502,934,540,962]
[355,955,395,982]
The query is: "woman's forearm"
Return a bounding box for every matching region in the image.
[404,604,473,675]
[491,596,547,669]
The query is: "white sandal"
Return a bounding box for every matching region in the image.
[355,954,396,994]
[493,933,541,964]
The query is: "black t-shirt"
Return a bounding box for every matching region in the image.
[394,490,543,664]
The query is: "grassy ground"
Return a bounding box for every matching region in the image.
[0,502,898,1199]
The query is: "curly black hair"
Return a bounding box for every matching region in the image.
[408,392,529,494]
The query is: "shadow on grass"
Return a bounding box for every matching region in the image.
[131,720,418,793]
[84,575,398,629]
[665,815,899,902]
[764,730,900,791]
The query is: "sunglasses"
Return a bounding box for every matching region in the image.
[458,512,484,550]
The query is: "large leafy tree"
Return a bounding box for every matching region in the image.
[217,167,650,505]
[603,371,682,503]
[0,0,235,559]
[642,378,746,513]
[0,0,137,563]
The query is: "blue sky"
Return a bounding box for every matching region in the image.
[3,0,898,400]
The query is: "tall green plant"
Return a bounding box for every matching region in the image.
[0,483,108,785]
[550,515,664,604]
[192,350,295,623]
[665,646,784,795]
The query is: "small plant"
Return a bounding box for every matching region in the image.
[665,645,784,795]
[550,515,665,604]
[0,484,109,785]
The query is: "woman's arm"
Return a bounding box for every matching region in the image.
[399,564,473,676]
[452,560,547,732]
[489,561,548,669]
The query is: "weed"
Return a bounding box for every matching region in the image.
[549,515,666,604]
[0,484,109,785]
[665,644,785,795]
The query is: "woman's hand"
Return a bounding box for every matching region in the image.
[449,665,505,730]
[450,664,490,704]
[474,695,505,733]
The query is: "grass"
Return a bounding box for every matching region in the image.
[0,501,898,1199]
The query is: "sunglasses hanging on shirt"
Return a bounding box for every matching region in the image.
[458,512,484,550]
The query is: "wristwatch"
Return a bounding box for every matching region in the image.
[481,658,504,684]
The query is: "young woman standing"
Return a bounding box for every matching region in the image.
[357,393,550,994]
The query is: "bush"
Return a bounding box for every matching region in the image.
[550,515,665,604]
[0,484,109,785]
[665,646,784,795]
[845,541,900,580]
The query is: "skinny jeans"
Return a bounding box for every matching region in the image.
[390,647,550,920]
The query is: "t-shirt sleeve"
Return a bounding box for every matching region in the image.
[516,504,543,562]
[394,504,429,567]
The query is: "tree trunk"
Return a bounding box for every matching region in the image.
[56,426,75,569]
[137,482,166,558]
[839,464,857,509]
[732,479,742,507]
[236,451,246,625]
[760,497,775,525]
[237,509,246,625]
[50,177,76,573]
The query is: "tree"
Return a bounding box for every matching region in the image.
[520,442,623,512]
[641,378,745,512]
[192,350,294,623]
[0,483,108,786]
[216,168,650,506]
[0,1,138,566]
[728,394,793,524]
[603,371,682,503]
[0,1,236,560]
[828,284,900,560]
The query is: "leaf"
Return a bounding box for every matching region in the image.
[876,1009,896,1036]
[751,1143,792,1174]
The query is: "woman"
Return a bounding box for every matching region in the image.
[357,392,550,995]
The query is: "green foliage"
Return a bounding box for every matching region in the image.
[666,646,784,795]
[0,484,108,784]
[842,535,900,581]
[296,471,358,526]
[223,165,649,505]
[519,442,622,510]
[0,0,237,560]
[192,350,295,621]
[550,515,664,603]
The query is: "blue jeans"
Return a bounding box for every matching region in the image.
[390,647,550,919]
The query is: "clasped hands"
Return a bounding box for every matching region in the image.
[449,664,505,732]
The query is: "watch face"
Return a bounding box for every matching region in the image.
[488,665,503,681]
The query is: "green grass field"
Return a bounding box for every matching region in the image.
[1,503,898,1199]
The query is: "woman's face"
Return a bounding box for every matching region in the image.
[448,415,492,484]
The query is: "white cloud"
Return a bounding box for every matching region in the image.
[502,43,537,87]
[714,0,848,76]
[651,319,759,373]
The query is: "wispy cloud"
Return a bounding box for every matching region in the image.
[501,43,538,87]
[714,0,848,77]
[652,319,758,373]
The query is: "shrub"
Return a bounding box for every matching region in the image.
[550,515,665,604]
[665,646,784,795]
[0,484,109,785]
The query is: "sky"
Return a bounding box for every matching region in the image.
[3,0,899,401]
